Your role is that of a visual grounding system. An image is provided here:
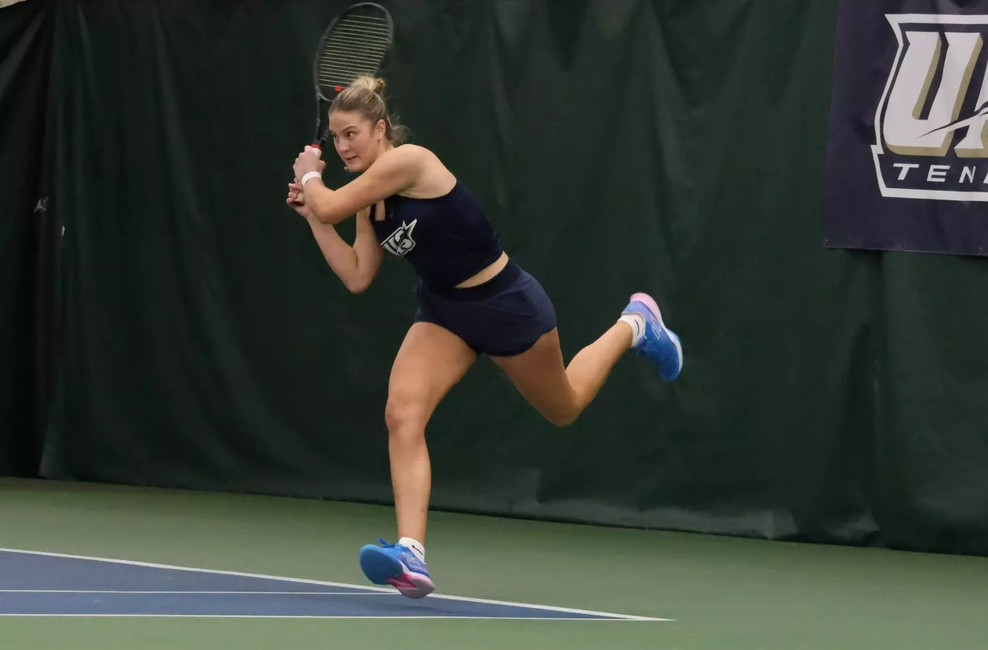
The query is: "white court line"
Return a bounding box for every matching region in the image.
[0,548,671,622]
[0,590,393,596]
[0,614,656,620]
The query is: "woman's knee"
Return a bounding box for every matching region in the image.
[543,404,581,428]
[385,392,429,440]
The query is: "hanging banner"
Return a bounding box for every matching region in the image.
[824,0,988,256]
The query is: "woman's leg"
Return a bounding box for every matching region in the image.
[492,294,682,426]
[360,321,476,599]
[492,324,632,427]
[385,322,476,543]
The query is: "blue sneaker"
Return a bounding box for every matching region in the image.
[359,539,435,599]
[622,292,683,381]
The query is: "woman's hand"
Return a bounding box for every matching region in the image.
[292,146,326,183]
[286,181,315,221]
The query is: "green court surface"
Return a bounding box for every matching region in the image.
[0,478,985,650]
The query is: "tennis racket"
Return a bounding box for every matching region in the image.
[309,2,394,156]
[295,2,393,204]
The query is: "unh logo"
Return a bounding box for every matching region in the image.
[874,14,988,201]
[381,219,417,256]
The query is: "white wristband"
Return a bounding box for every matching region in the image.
[301,171,322,186]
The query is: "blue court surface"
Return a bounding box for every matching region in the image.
[0,549,665,621]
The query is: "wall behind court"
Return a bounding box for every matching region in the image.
[34,0,988,557]
[0,0,52,477]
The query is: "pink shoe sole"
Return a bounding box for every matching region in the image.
[387,572,435,599]
[629,292,664,326]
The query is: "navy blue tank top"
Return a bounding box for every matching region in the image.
[371,180,503,291]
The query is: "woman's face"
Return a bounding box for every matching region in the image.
[329,111,386,172]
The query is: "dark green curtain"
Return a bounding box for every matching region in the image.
[0,0,52,477]
[38,0,988,557]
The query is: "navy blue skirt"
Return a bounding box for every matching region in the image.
[414,260,557,357]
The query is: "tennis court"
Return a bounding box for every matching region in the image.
[2,479,985,649]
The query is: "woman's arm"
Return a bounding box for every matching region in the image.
[293,145,425,226]
[286,185,383,293]
[306,209,383,293]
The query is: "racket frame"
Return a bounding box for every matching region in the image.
[310,2,394,151]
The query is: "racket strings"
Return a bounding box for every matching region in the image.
[328,26,391,40]
[316,13,392,91]
[320,43,390,66]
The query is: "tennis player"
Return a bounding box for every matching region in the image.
[287,76,682,599]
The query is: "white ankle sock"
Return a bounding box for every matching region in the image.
[398,537,425,561]
[619,313,646,347]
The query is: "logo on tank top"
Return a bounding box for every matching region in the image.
[381,219,417,256]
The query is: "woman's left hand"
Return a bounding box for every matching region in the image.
[293,146,326,181]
